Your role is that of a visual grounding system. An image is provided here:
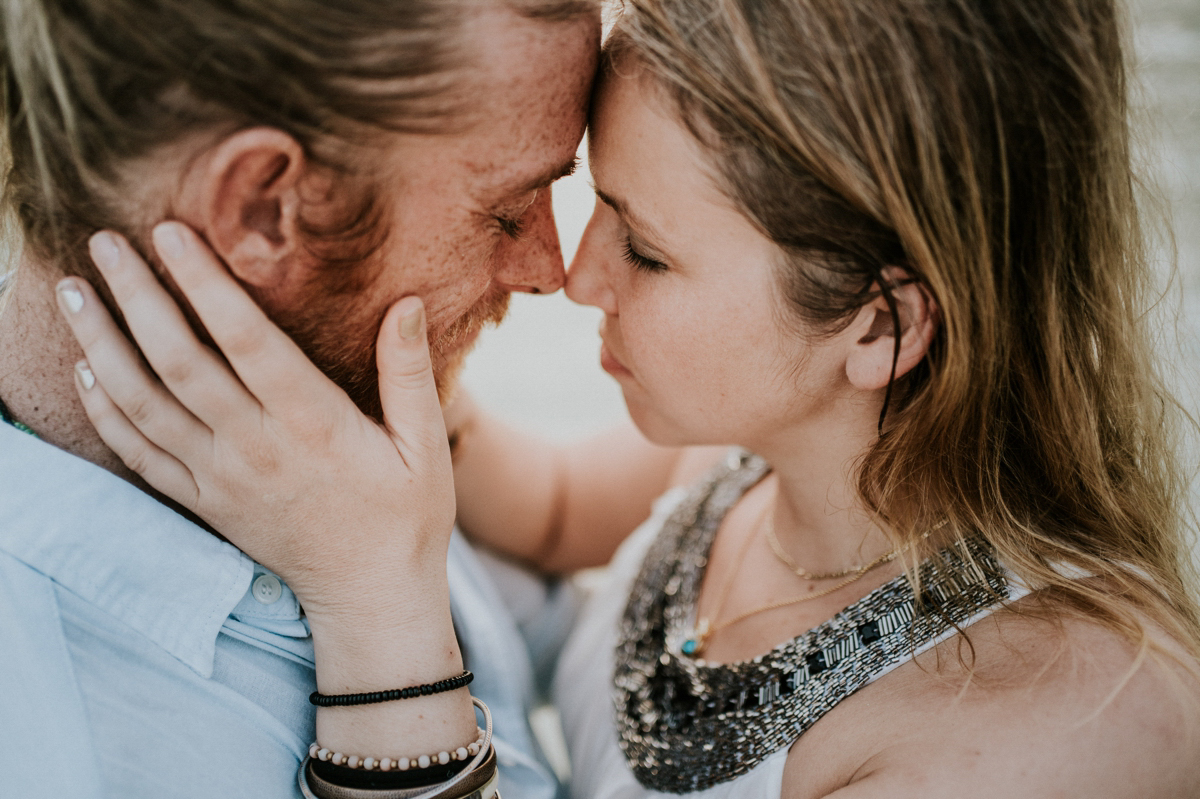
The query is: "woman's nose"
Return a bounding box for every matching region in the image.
[565,200,618,314]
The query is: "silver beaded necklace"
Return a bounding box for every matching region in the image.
[612,451,1013,793]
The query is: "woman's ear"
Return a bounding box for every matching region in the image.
[187,128,306,290]
[845,268,939,391]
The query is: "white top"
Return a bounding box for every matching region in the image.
[553,485,1029,799]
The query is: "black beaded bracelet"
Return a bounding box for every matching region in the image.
[309,670,474,707]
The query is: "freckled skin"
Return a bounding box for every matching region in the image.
[280,8,600,416]
[0,7,600,475]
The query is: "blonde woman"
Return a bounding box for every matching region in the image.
[55,0,1200,796]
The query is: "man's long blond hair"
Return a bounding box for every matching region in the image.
[613,0,1200,660]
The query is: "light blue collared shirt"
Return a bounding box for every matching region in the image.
[0,422,560,798]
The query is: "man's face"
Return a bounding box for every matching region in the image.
[278,8,600,417]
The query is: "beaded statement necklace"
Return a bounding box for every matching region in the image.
[613,451,1012,794]
[681,498,948,657]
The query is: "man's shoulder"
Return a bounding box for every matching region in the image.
[0,548,110,794]
[0,547,72,654]
[0,545,313,796]
[0,545,66,640]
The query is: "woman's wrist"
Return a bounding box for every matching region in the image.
[307,574,460,690]
[314,685,478,763]
[289,516,458,621]
[307,580,478,756]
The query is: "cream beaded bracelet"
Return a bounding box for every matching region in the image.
[308,727,486,772]
[298,697,496,799]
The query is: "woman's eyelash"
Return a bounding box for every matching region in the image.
[495,215,526,240]
[622,238,666,272]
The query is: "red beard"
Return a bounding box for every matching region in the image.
[276,281,510,422]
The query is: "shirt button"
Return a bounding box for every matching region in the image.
[251,574,283,605]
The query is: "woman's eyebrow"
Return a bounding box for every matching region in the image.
[593,185,666,242]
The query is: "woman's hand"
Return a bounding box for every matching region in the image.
[58,222,478,755]
[55,222,455,624]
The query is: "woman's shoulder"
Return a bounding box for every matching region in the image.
[782,602,1200,798]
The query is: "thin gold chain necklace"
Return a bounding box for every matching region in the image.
[766,513,948,581]
[682,503,947,657]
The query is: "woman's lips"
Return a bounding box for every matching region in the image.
[600,342,633,379]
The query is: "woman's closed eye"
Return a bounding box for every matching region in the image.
[622,237,667,273]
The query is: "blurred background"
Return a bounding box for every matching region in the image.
[460,0,1200,518]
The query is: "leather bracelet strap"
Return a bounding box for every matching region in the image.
[301,746,498,799]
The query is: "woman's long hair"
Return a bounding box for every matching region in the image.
[612,0,1200,660]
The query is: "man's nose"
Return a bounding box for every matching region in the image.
[493,190,566,295]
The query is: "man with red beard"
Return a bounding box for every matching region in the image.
[0,1,598,797]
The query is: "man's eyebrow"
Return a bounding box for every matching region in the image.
[513,155,580,195]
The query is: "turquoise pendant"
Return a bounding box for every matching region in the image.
[681,618,710,657]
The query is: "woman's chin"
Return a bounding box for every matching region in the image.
[601,352,731,448]
[620,392,701,449]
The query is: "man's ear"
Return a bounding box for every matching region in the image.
[844,268,939,391]
[187,128,307,290]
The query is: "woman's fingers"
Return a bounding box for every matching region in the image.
[376,296,452,466]
[148,222,342,412]
[85,231,259,427]
[72,359,201,508]
[56,276,212,461]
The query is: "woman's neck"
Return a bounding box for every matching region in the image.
[749,406,894,578]
[692,430,906,665]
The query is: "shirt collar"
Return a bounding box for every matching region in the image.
[0,423,256,678]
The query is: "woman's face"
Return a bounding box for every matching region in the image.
[566,67,860,449]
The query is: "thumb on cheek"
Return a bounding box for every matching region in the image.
[376,296,448,452]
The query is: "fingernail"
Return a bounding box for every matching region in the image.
[153,223,186,261]
[75,361,95,391]
[399,301,424,341]
[57,280,84,313]
[89,232,120,272]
